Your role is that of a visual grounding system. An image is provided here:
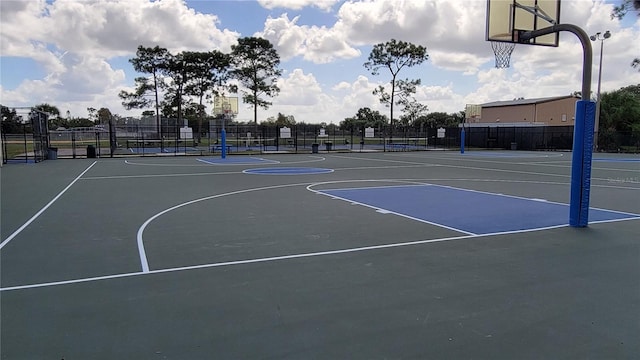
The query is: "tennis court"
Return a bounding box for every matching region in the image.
[1,151,639,358]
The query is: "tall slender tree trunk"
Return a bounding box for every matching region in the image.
[153,71,161,139]
[197,97,204,144]
[390,75,396,142]
[254,95,258,140]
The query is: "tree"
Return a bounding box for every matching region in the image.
[182,50,232,142]
[414,112,458,130]
[364,39,429,139]
[399,101,428,128]
[612,0,640,18]
[121,46,170,135]
[1,105,21,133]
[263,112,296,126]
[599,84,640,150]
[97,108,113,125]
[160,52,190,124]
[612,0,640,71]
[33,103,62,129]
[119,77,155,110]
[340,107,388,131]
[231,37,282,127]
[87,107,98,123]
[33,103,60,118]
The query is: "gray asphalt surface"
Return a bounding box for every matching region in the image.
[1,151,638,359]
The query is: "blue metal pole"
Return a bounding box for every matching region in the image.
[460,128,465,154]
[221,113,227,159]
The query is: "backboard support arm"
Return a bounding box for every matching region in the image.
[513,2,558,25]
[519,24,592,98]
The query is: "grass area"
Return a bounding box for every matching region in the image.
[3,142,35,159]
[618,145,640,154]
[49,139,111,148]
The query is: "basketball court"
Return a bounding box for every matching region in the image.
[2,151,639,358]
[2,0,637,358]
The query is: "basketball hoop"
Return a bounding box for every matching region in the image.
[491,41,516,68]
[214,96,238,117]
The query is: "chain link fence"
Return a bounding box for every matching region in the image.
[3,118,638,163]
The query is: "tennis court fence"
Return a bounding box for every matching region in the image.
[2,118,638,162]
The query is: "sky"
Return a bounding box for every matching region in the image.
[1,0,639,124]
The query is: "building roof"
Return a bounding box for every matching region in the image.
[482,95,578,108]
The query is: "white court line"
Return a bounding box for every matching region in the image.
[82,171,243,180]
[125,156,326,167]
[2,233,478,292]
[4,176,639,292]
[7,215,638,292]
[314,181,431,193]
[330,154,432,166]
[196,157,281,165]
[384,152,640,174]
[124,159,211,167]
[309,177,638,192]
[136,182,314,272]
[0,161,97,250]
[4,215,640,293]
[340,153,577,180]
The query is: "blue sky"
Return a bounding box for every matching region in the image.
[1,0,639,123]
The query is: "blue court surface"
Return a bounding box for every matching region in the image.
[317,184,640,235]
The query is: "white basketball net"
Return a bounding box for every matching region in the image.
[491,41,516,68]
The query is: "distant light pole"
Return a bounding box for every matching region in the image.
[590,30,611,151]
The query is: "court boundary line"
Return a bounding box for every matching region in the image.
[124,156,326,167]
[137,182,316,272]
[4,176,639,292]
[196,157,281,165]
[382,152,640,174]
[5,215,639,292]
[335,153,640,182]
[1,233,477,292]
[242,167,335,175]
[0,161,97,250]
[82,171,243,180]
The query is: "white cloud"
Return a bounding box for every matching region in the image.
[260,72,387,124]
[0,0,240,117]
[42,0,239,56]
[257,0,340,11]
[334,0,485,53]
[276,69,324,106]
[256,13,360,63]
